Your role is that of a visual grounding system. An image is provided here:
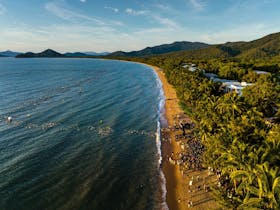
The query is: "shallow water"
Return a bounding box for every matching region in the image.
[0,58,166,210]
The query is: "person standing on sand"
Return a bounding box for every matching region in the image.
[187,199,193,208]
[188,179,193,192]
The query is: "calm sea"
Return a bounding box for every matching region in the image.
[0,58,167,210]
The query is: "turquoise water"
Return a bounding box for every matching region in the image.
[0,58,167,210]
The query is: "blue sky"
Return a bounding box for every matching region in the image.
[0,0,280,52]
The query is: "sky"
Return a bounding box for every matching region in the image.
[0,0,280,53]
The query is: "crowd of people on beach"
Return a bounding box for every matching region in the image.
[181,137,205,171]
[161,113,237,208]
[165,119,205,172]
[162,115,218,208]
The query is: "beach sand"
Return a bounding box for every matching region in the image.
[149,65,219,210]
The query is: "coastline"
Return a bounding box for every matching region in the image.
[149,65,183,210]
[108,59,179,209]
[97,58,219,209]
[147,64,218,210]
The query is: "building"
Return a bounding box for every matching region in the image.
[204,73,253,95]
[185,64,255,96]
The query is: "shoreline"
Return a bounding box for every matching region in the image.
[90,58,219,209]
[147,64,218,210]
[149,64,183,210]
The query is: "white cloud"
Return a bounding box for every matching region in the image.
[0,22,182,53]
[0,24,119,52]
[1,22,278,53]
[109,20,124,27]
[45,2,105,25]
[45,2,124,27]
[198,23,278,44]
[125,8,148,16]
[124,7,179,29]
[154,4,170,11]
[104,6,119,13]
[133,27,176,36]
[0,3,6,15]
[152,15,179,29]
[189,0,206,11]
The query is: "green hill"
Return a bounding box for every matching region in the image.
[205,32,280,59]
[107,32,280,61]
[166,32,280,60]
[17,49,65,58]
[109,41,209,57]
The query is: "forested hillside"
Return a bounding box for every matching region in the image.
[107,32,280,61]
[109,41,209,57]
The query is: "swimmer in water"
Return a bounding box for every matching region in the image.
[7,116,12,123]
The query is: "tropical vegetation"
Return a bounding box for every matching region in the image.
[106,32,280,209]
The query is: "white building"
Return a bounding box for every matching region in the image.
[185,64,254,95]
[182,63,197,72]
[204,73,253,95]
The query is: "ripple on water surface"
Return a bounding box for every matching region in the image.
[0,58,167,210]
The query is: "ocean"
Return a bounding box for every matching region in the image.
[0,58,167,210]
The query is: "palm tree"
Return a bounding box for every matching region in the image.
[261,125,280,165]
[251,162,280,209]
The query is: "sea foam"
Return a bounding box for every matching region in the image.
[153,67,169,210]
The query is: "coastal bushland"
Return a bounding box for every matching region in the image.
[109,53,280,209]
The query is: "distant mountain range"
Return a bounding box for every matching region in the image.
[0,50,22,57]
[16,49,65,58]
[109,41,209,57]
[63,52,88,57]
[107,32,280,60]
[83,51,110,56]
[13,32,280,60]
[15,42,210,58]
[64,52,110,57]
[16,49,110,58]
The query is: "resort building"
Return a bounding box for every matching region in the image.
[254,70,269,75]
[223,81,253,95]
[184,64,254,95]
[204,73,253,95]
[182,63,197,72]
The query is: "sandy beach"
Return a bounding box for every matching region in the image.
[149,65,219,210]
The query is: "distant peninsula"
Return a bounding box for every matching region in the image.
[0,50,22,57]
[16,49,110,58]
[16,49,65,58]
[15,41,209,58]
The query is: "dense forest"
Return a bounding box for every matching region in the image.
[106,33,280,209]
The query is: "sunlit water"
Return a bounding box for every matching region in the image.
[0,58,167,210]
